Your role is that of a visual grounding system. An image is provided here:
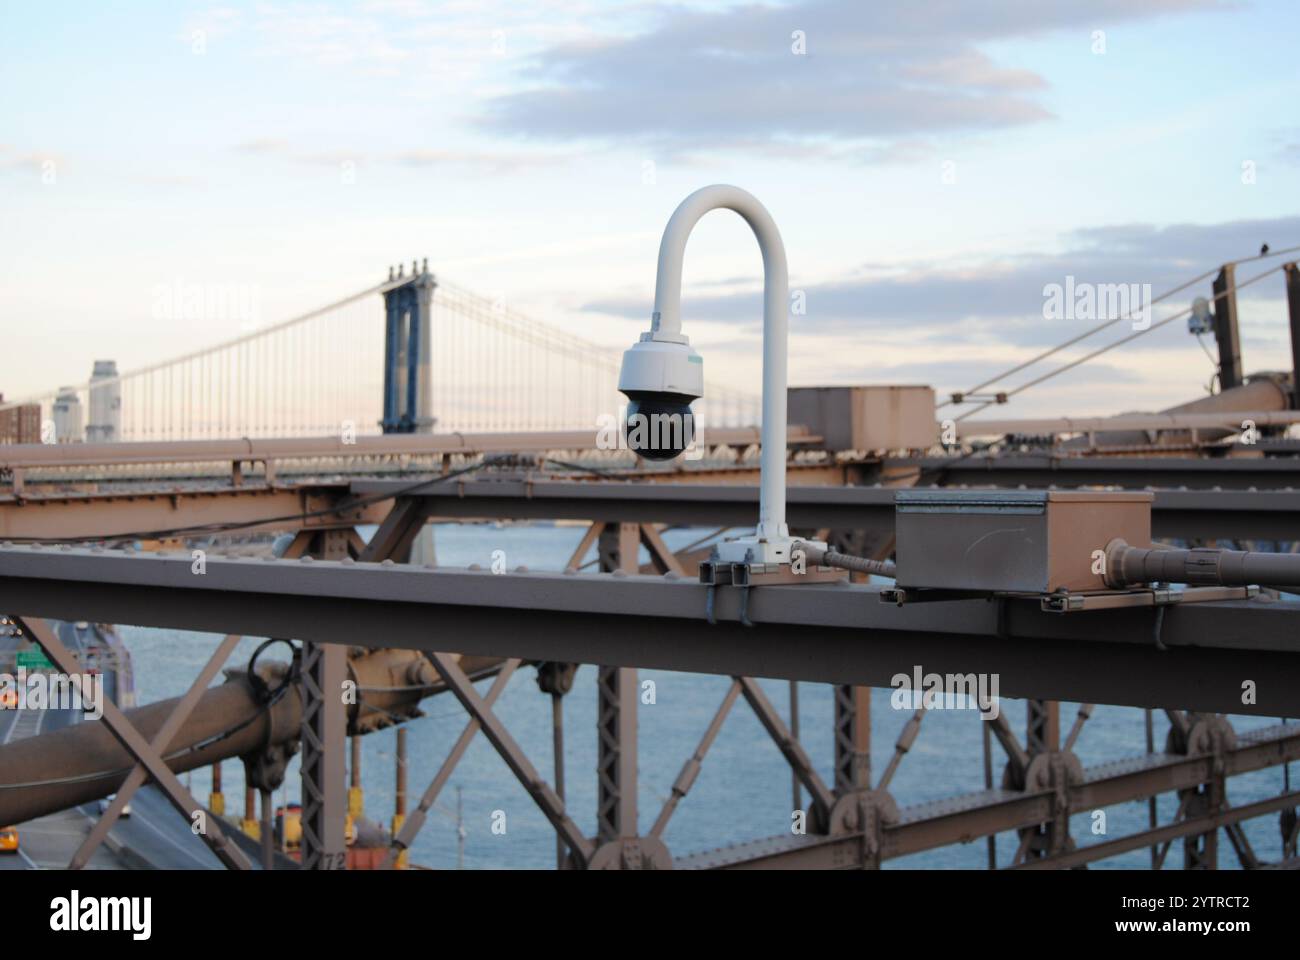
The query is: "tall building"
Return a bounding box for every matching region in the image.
[87,360,121,443]
[0,395,42,444]
[52,387,83,443]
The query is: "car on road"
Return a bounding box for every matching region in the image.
[0,826,18,854]
[98,795,132,818]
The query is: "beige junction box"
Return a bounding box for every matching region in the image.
[894,489,1154,594]
[787,385,936,452]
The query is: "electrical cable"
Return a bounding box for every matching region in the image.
[1194,332,1219,368]
[543,456,618,478]
[246,638,299,706]
[791,539,897,578]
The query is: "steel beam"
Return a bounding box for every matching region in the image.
[0,426,819,472]
[833,685,871,794]
[1213,265,1244,390]
[69,632,243,869]
[1288,262,1300,408]
[595,523,643,860]
[596,665,638,843]
[297,529,353,870]
[424,651,594,865]
[2,547,1299,715]
[1021,699,1066,859]
[380,659,521,868]
[350,478,1300,541]
[0,484,385,541]
[1026,700,1060,757]
[876,709,925,792]
[11,616,252,870]
[892,455,1300,492]
[299,640,348,869]
[738,677,835,826]
[956,410,1300,438]
[679,723,1300,869]
[359,497,428,563]
[1013,791,1300,871]
[650,680,741,840]
[10,467,1300,546]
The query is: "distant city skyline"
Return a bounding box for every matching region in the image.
[3,0,1298,419]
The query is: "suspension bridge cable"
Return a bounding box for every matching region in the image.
[953,261,1289,422]
[1,276,412,411]
[16,272,757,437]
[938,242,1300,411]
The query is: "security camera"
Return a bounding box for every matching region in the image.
[1188,296,1213,335]
[625,184,810,567]
[618,334,703,461]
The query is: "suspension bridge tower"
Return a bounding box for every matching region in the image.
[381,260,437,435]
[380,260,439,566]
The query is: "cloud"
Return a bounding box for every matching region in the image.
[1277,130,1300,165]
[233,138,290,155]
[580,213,1300,347]
[479,0,1223,157]
[246,7,411,70]
[185,5,243,44]
[186,0,628,81]
[231,139,569,174]
[0,144,64,176]
[391,148,568,174]
[232,139,362,169]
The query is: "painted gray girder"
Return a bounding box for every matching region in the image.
[891,454,1300,490]
[349,477,1300,541]
[0,545,1296,715]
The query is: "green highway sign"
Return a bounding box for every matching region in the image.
[15,649,54,670]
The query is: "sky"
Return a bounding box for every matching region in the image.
[2,0,1299,418]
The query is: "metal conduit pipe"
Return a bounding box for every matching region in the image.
[791,540,897,579]
[652,185,792,551]
[1103,538,1300,589]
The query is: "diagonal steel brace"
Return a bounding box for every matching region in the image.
[70,632,244,869]
[737,676,835,826]
[650,679,740,839]
[423,650,595,866]
[15,616,251,870]
[380,658,521,869]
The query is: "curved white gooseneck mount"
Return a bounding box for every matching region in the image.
[650,184,807,565]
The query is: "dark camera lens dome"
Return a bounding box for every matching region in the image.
[622,393,697,461]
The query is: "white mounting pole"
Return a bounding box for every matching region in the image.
[651,184,791,551]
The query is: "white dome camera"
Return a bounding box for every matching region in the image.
[618,333,703,461]
[622,184,797,564]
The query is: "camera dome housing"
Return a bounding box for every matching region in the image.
[622,392,697,460]
[618,336,704,461]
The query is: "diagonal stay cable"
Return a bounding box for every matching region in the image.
[938,242,1300,411]
[953,261,1290,422]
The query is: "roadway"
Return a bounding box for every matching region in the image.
[0,621,242,870]
[0,789,239,871]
